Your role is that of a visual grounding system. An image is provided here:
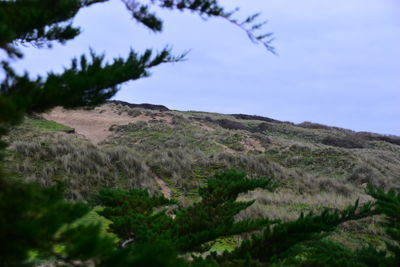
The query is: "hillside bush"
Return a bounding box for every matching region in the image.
[298,121,333,130]
[215,119,250,131]
[322,135,367,149]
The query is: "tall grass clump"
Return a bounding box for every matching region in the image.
[8,136,159,200]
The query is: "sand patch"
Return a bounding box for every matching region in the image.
[42,104,171,144]
[241,136,266,153]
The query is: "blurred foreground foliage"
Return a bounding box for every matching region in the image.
[3,168,400,266]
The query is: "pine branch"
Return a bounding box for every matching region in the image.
[1,47,185,117]
[119,0,275,53]
[367,185,400,264]
[0,0,85,55]
[217,199,374,265]
[154,0,276,53]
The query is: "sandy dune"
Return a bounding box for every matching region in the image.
[42,105,165,144]
[42,104,173,198]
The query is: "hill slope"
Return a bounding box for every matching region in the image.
[4,101,400,248]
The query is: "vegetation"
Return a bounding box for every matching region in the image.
[3,115,400,266]
[95,171,276,252]
[25,118,74,132]
[1,0,400,266]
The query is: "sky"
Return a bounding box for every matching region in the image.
[9,0,400,135]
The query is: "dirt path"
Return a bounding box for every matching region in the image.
[155,177,172,199]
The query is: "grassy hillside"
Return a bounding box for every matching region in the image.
[5,101,400,250]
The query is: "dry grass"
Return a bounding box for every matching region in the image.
[7,135,159,200]
[6,102,400,210]
[236,187,370,222]
[5,102,400,255]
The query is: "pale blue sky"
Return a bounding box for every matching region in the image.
[9,0,400,134]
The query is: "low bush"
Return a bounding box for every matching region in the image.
[297,121,333,130]
[355,132,400,146]
[322,135,367,149]
[215,119,250,131]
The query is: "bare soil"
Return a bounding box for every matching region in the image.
[241,136,266,153]
[155,177,172,199]
[42,105,171,144]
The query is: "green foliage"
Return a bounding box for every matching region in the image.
[99,241,187,267]
[0,171,381,267]
[1,47,182,117]
[198,170,275,205]
[71,207,117,240]
[175,171,277,251]
[25,118,74,132]
[209,237,239,253]
[96,170,277,253]
[0,176,94,266]
[95,189,175,243]
[367,186,400,265]
[214,199,374,266]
